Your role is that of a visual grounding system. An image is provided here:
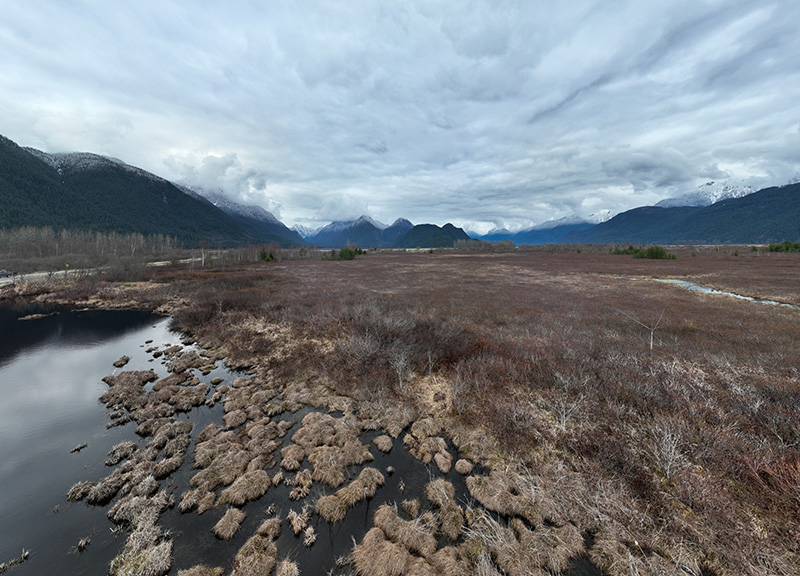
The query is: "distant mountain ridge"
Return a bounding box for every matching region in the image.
[308,216,415,248]
[568,183,800,244]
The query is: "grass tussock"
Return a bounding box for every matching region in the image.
[351,527,417,576]
[374,504,438,557]
[280,444,305,471]
[454,459,474,475]
[154,455,183,479]
[289,469,313,501]
[316,467,385,523]
[218,470,271,507]
[275,559,300,576]
[106,441,139,466]
[287,507,310,536]
[213,508,246,541]
[230,534,278,576]
[257,517,282,540]
[67,480,95,502]
[425,479,464,541]
[177,566,224,576]
[373,435,393,453]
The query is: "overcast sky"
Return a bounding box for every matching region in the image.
[2,1,799,233]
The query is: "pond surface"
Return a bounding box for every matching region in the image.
[0,306,177,574]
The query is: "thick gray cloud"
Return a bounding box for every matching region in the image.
[2,0,798,233]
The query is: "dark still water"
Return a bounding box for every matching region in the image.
[0,307,174,574]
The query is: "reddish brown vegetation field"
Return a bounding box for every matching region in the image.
[8,247,800,575]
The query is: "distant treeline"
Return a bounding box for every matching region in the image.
[0,226,179,259]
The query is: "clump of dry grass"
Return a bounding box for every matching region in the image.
[288,468,313,501]
[154,455,183,479]
[404,426,454,473]
[108,504,173,576]
[67,480,95,501]
[106,441,139,466]
[374,504,438,557]
[177,566,224,576]
[213,508,246,541]
[287,507,310,536]
[351,527,431,576]
[316,467,386,523]
[179,488,202,513]
[287,411,373,488]
[303,526,317,547]
[230,534,278,576]
[196,491,216,515]
[275,558,300,576]
[426,479,464,541]
[190,448,251,493]
[463,508,583,576]
[465,468,562,527]
[86,473,128,505]
[281,444,305,471]
[433,451,453,474]
[374,435,393,453]
[401,499,420,518]
[218,470,271,507]
[454,459,474,475]
[308,441,374,488]
[427,546,473,576]
[257,517,282,540]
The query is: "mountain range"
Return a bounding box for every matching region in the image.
[1,133,798,248]
[0,134,470,249]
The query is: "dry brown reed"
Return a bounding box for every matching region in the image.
[218,470,271,507]
[213,508,246,541]
[454,459,474,475]
[425,479,464,541]
[86,473,128,505]
[308,441,374,488]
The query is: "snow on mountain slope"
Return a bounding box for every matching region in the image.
[655,181,755,208]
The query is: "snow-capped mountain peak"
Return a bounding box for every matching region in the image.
[655,181,755,208]
[291,224,319,238]
[354,215,388,229]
